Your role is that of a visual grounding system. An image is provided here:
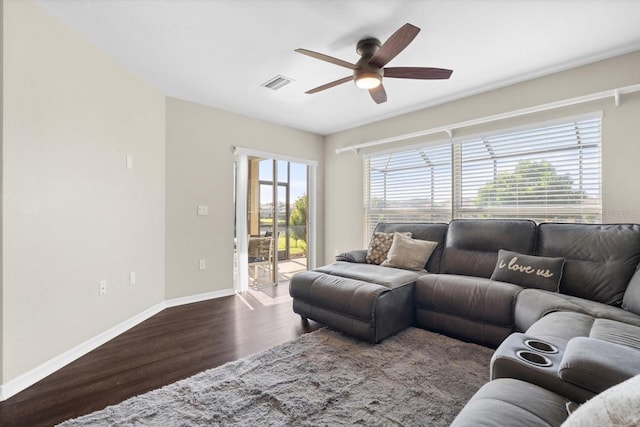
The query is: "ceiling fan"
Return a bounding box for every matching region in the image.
[296,23,453,104]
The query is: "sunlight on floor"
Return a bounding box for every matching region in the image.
[243,257,307,307]
[246,286,292,307]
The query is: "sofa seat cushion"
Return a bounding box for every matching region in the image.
[315,261,424,289]
[451,378,570,427]
[515,288,640,332]
[525,312,594,347]
[589,318,640,350]
[415,274,521,327]
[414,274,522,347]
[525,311,640,350]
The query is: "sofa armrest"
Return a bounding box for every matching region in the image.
[335,249,367,263]
[514,289,588,332]
[559,337,640,394]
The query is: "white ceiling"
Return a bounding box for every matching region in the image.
[35,0,640,136]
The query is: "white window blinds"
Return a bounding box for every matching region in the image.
[364,144,453,235]
[455,117,601,222]
[364,116,602,237]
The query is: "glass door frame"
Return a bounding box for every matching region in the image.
[234,147,317,293]
[255,160,287,286]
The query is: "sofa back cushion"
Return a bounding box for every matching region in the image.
[373,223,448,273]
[536,223,640,306]
[441,219,537,278]
[623,267,640,315]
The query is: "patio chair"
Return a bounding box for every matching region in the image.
[248,236,273,284]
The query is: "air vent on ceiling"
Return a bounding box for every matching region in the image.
[261,75,293,91]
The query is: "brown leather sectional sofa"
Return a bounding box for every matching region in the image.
[289,219,640,425]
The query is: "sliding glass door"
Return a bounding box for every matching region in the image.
[235,149,315,293]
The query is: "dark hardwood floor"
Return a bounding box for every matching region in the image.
[0,286,321,426]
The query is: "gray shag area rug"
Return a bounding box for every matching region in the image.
[59,327,493,426]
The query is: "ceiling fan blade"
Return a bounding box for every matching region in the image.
[384,67,453,80]
[369,84,387,104]
[305,76,353,94]
[368,23,420,68]
[295,48,357,70]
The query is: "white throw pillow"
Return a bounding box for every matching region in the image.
[561,374,640,427]
[381,233,438,271]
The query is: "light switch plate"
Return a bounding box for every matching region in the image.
[197,205,209,216]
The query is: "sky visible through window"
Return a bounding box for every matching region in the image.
[258,159,307,209]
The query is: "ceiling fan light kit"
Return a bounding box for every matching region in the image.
[296,23,453,104]
[355,73,382,89]
[354,38,383,89]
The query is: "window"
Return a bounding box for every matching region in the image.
[364,143,452,234]
[364,116,602,237]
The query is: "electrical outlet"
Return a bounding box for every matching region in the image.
[199,259,206,270]
[129,272,136,285]
[99,280,107,296]
[197,205,209,216]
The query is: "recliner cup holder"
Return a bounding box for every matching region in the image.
[516,350,552,367]
[524,339,558,354]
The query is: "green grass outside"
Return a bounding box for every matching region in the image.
[278,235,307,256]
[258,219,307,256]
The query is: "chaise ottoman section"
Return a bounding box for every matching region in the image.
[315,261,423,287]
[414,274,522,347]
[290,268,418,343]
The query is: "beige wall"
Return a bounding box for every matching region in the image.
[1,0,324,391]
[165,97,324,299]
[2,1,166,383]
[324,51,640,262]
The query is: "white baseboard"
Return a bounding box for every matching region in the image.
[0,287,236,401]
[165,288,236,308]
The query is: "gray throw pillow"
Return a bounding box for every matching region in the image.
[381,233,438,271]
[490,249,565,292]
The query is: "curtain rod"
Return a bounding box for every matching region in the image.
[335,83,640,154]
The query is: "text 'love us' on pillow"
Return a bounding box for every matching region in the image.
[490,249,565,292]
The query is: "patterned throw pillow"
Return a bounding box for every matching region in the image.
[381,233,438,271]
[365,231,412,265]
[490,249,565,292]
